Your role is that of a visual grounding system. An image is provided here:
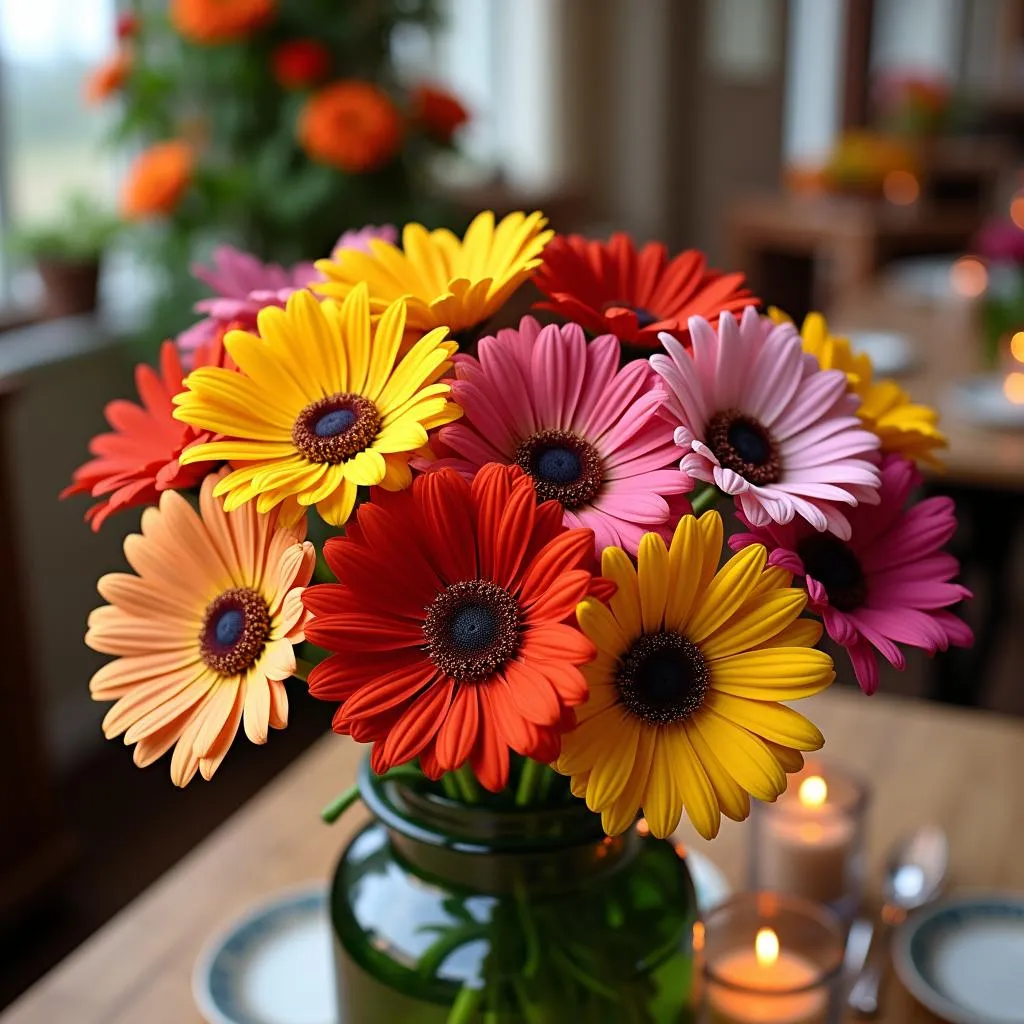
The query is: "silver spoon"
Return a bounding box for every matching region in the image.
[849,825,949,1016]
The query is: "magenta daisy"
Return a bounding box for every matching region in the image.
[730,454,973,694]
[423,315,692,554]
[651,307,881,539]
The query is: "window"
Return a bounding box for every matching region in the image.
[0,0,119,302]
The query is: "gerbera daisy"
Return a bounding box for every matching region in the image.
[423,316,692,554]
[86,473,314,785]
[314,210,553,340]
[298,81,403,173]
[62,340,221,530]
[533,232,757,350]
[120,140,193,220]
[84,50,131,105]
[176,245,320,359]
[412,83,470,143]
[271,39,331,90]
[173,286,461,527]
[729,455,972,696]
[557,512,835,840]
[561,512,831,839]
[170,0,275,44]
[303,464,607,789]
[652,307,882,539]
[772,309,947,468]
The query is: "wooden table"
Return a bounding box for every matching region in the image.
[827,287,1024,491]
[728,193,983,320]
[4,688,1023,1024]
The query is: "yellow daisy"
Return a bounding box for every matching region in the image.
[173,286,461,527]
[556,512,834,841]
[313,210,553,337]
[771,308,947,468]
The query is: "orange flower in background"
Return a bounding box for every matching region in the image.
[273,39,331,89]
[121,140,193,220]
[171,0,275,44]
[298,81,403,173]
[412,83,469,143]
[84,50,132,105]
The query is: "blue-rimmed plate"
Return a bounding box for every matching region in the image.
[193,884,339,1024]
[193,854,729,1024]
[893,894,1024,1023]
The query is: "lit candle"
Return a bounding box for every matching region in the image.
[758,769,864,908]
[705,927,828,1024]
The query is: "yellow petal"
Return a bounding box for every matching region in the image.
[662,725,721,839]
[705,691,824,751]
[602,546,641,640]
[687,544,766,643]
[711,647,834,700]
[576,597,630,659]
[699,588,807,660]
[641,735,683,839]
[599,726,655,835]
[685,720,750,822]
[637,533,669,634]
[691,710,786,802]
[585,715,640,812]
[665,512,723,633]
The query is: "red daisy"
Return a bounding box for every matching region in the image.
[62,339,232,530]
[303,464,613,791]
[533,232,758,350]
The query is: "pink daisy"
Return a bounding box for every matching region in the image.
[331,223,398,257]
[176,245,321,358]
[651,306,882,539]
[729,455,973,694]
[422,315,693,554]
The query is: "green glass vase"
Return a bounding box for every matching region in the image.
[330,759,699,1023]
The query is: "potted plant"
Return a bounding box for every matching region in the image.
[6,194,120,319]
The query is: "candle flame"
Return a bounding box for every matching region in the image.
[755,927,780,967]
[799,775,828,807]
[1012,194,1024,231]
[1005,372,1024,405]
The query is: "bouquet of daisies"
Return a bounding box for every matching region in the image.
[65,210,970,841]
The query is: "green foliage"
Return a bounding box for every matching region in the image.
[5,192,120,262]
[113,0,456,340]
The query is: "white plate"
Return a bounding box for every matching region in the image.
[193,884,338,1024]
[950,375,1024,430]
[841,329,916,377]
[193,849,730,1024]
[893,894,1024,1024]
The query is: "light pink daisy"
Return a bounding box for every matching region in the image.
[651,306,882,539]
[729,455,973,694]
[331,223,398,257]
[176,245,321,358]
[422,315,693,554]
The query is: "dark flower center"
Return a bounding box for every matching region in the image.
[292,392,380,464]
[797,534,868,612]
[200,587,271,677]
[513,429,603,510]
[706,409,781,486]
[423,580,521,681]
[603,300,659,329]
[617,631,709,725]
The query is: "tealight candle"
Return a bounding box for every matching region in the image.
[752,762,868,918]
[702,894,843,1024]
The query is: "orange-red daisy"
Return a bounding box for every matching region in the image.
[62,339,232,530]
[533,232,758,349]
[303,464,612,790]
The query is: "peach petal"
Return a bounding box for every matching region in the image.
[261,637,297,681]
[90,649,202,697]
[271,588,307,640]
[97,573,200,624]
[194,680,241,758]
[170,712,205,787]
[199,685,245,781]
[268,679,289,729]
[119,670,215,744]
[243,672,271,744]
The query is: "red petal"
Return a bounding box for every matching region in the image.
[502,659,561,726]
[414,469,478,583]
[471,686,511,791]
[493,474,537,588]
[304,612,423,653]
[522,623,597,665]
[379,678,455,769]
[434,685,480,772]
[337,661,438,722]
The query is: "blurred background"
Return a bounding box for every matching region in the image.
[2,0,1024,1010]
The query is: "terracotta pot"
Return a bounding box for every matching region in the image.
[36,258,100,318]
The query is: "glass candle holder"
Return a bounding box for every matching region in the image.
[749,759,869,922]
[700,892,845,1024]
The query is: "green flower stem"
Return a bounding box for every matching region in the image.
[452,764,481,804]
[446,983,484,1024]
[515,758,547,806]
[441,773,460,800]
[690,485,720,516]
[321,765,424,824]
[320,783,359,825]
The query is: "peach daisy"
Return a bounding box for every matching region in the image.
[86,473,314,785]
